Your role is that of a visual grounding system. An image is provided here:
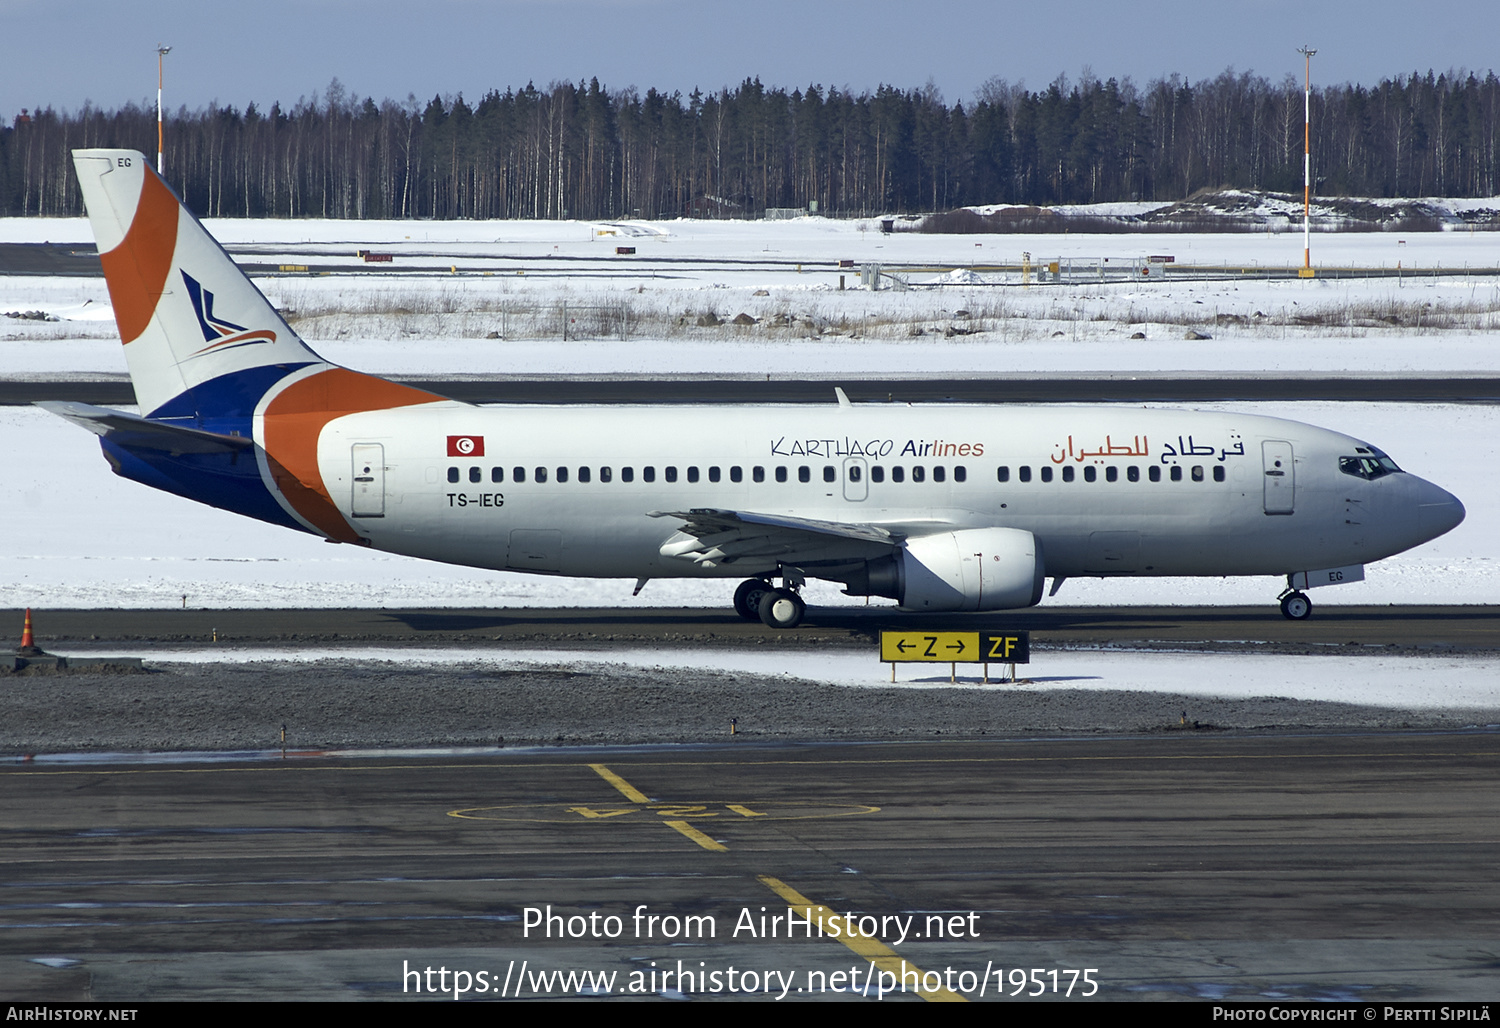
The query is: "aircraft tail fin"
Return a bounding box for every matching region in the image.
[72,149,327,419]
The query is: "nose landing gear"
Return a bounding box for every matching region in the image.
[1278,588,1313,620]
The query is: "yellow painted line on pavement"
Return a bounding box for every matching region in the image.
[589,763,651,803]
[660,819,728,852]
[590,764,727,850]
[757,875,966,1003]
[586,763,962,997]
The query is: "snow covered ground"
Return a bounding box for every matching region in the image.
[143,645,1500,711]
[7,216,1500,375]
[1,218,1494,610]
[4,216,1499,712]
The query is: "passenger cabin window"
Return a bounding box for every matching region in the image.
[1019,466,1031,483]
[775,466,787,483]
[556,467,569,483]
[1106,466,1118,483]
[753,466,765,483]
[600,466,612,483]
[578,467,591,483]
[912,466,925,483]
[1040,467,1053,483]
[447,467,460,483]
[643,467,655,482]
[686,466,699,483]
[535,467,548,483]
[848,465,862,482]
[469,467,482,483]
[997,466,1010,483]
[710,466,722,483]
[1213,466,1226,482]
[665,466,678,483]
[491,467,504,483]
[1148,466,1161,483]
[513,467,526,483]
[932,466,945,483]
[1061,466,1074,482]
[871,466,885,483]
[729,466,741,483]
[622,467,634,482]
[1170,466,1182,482]
[1083,466,1096,483]
[1126,466,1139,482]
[798,466,811,483]
[823,466,836,483]
[1191,465,1204,482]
[954,466,966,482]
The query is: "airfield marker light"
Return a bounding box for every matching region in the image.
[1298,46,1317,275]
[155,45,172,175]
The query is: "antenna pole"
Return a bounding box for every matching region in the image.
[156,44,172,175]
[1297,46,1316,273]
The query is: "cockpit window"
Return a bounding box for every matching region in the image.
[1339,451,1402,480]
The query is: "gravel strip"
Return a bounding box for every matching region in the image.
[4,658,1495,754]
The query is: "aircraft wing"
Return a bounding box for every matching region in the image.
[38,400,255,455]
[648,507,905,568]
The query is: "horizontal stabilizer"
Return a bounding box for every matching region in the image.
[37,400,254,455]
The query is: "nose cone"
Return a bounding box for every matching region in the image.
[1416,480,1465,542]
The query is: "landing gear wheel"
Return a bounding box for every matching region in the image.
[1280,591,1313,620]
[758,588,806,629]
[733,579,773,621]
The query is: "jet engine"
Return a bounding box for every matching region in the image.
[846,527,1045,611]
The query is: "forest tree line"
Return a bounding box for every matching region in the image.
[3,68,1499,221]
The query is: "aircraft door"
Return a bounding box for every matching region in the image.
[351,443,385,518]
[843,458,868,501]
[1262,440,1295,515]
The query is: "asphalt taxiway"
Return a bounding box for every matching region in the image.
[3,732,1497,1002]
[10,604,1500,653]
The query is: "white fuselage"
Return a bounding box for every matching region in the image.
[303,403,1458,584]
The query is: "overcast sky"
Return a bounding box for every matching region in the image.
[5,0,1498,117]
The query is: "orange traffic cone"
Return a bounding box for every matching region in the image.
[19,608,42,655]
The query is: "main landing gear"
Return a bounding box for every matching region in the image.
[1278,588,1313,620]
[733,578,773,620]
[734,577,806,629]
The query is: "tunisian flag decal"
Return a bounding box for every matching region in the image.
[447,435,484,457]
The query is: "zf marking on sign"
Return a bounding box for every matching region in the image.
[880,631,1030,664]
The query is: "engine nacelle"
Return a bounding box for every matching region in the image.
[853,527,1044,612]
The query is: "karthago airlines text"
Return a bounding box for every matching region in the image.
[402,960,1099,999]
[769,436,984,457]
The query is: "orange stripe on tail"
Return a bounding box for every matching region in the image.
[97,172,179,344]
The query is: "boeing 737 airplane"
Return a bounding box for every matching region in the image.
[45,149,1465,627]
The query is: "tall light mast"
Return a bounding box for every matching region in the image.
[156,44,172,175]
[1297,46,1316,276]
